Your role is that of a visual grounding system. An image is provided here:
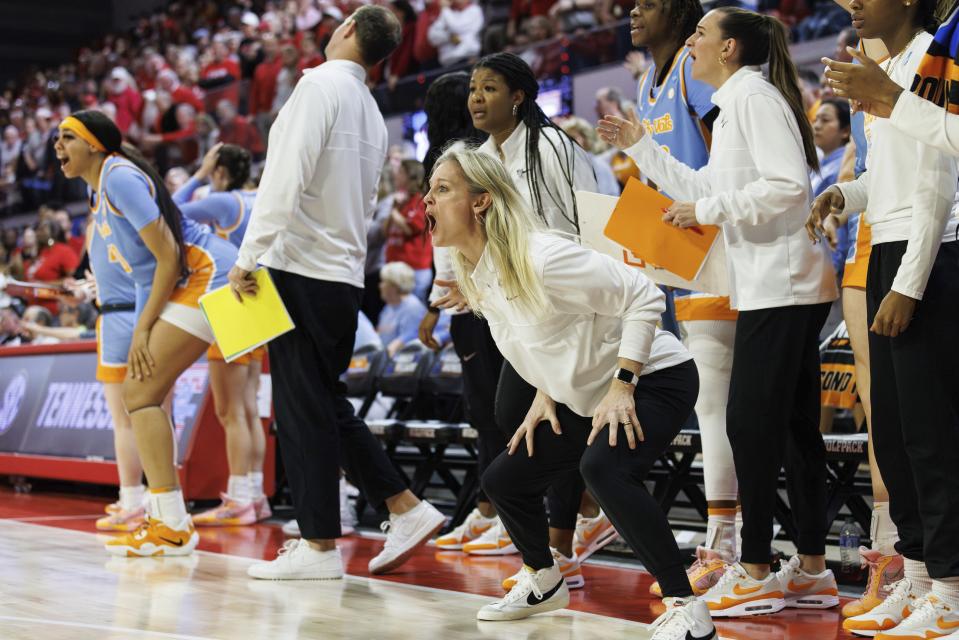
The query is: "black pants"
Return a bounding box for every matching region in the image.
[449,313,507,504]
[496,362,584,530]
[483,360,699,598]
[867,241,959,578]
[269,268,407,540]
[728,302,830,564]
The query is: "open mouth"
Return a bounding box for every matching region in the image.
[426,214,437,234]
[851,14,864,28]
[471,110,486,120]
[58,155,71,171]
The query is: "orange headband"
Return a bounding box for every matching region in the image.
[58,116,107,152]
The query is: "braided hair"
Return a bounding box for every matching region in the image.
[472,53,588,233]
[69,109,189,278]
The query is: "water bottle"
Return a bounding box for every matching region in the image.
[839,518,864,580]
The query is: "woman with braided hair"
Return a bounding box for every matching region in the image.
[430,53,610,592]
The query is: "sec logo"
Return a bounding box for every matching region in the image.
[0,372,27,435]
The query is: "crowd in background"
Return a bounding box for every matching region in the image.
[0,0,857,355]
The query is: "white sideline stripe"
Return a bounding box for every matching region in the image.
[5,520,648,630]
[0,615,215,640]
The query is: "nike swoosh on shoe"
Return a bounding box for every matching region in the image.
[527,579,564,606]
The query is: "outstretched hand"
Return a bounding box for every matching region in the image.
[822,48,903,118]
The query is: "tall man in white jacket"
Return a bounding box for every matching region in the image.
[229,6,445,581]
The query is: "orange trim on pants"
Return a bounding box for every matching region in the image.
[206,343,267,365]
[169,244,215,309]
[842,219,872,290]
[95,316,128,383]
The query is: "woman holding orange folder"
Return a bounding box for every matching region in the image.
[54,109,237,558]
[627,0,741,600]
[599,8,839,619]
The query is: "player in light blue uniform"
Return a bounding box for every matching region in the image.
[57,110,238,557]
[170,143,272,527]
[173,143,257,249]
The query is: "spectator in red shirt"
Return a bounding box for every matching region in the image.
[296,32,325,75]
[200,39,242,106]
[386,0,418,90]
[105,67,144,135]
[250,34,282,132]
[52,209,84,259]
[157,69,206,113]
[215,99,265,159]
[25,221,79,314]
[413,0,442,69]
[384,159,432,302]
[508,0,557,41]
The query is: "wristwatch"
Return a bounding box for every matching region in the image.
[614,368,640,386]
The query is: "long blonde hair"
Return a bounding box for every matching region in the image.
[435,144,548,317]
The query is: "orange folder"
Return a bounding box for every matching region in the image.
[603,177,719,280]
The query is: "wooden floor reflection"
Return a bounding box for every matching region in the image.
[0,488,854,639]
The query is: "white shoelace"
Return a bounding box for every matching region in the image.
[447,509,484,539]
[869,577,915,614]
[899,593,944,628]
[276,538,302,558]
[501,569,544,605]
[649,600,697,638]
[711,563,747,592]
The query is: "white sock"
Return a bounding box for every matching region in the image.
[932,577,959,610]
[735,507,743,562]
[248,471,264,500]
[227,475,252,505]
[149,488,188,529]
[119,484,146,512]
[870,501,899,557]
[904,558,933,595]
[706,508,737,562]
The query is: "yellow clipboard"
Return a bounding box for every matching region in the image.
[199,268,295,363]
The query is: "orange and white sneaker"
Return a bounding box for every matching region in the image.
[96,506,146,532]
[650,546,729,598]
[502,547,584,591]
[573,510,618,561]
[254,496,272,522]
[104,516,199,557]
[776,555,840,609]
[435,508,496,550]
[463,519,518,556]
[700,562,786,618]
[844,550,905,618]
[844,578,921,637]
[192,493,256,527]
[874,594,959,639]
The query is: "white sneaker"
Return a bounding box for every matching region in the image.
[775,555,840,609]
[477,562,570,621]
[282,519,300,537]
[247,539,344,580]
[700,563,786,618]
[872,593,959,639]
[462,518,519,556]
[434,508,497,550]
[502,547,584,591]
[368,500,445,575]
[649,597,717,640]
[843,578,920,637]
